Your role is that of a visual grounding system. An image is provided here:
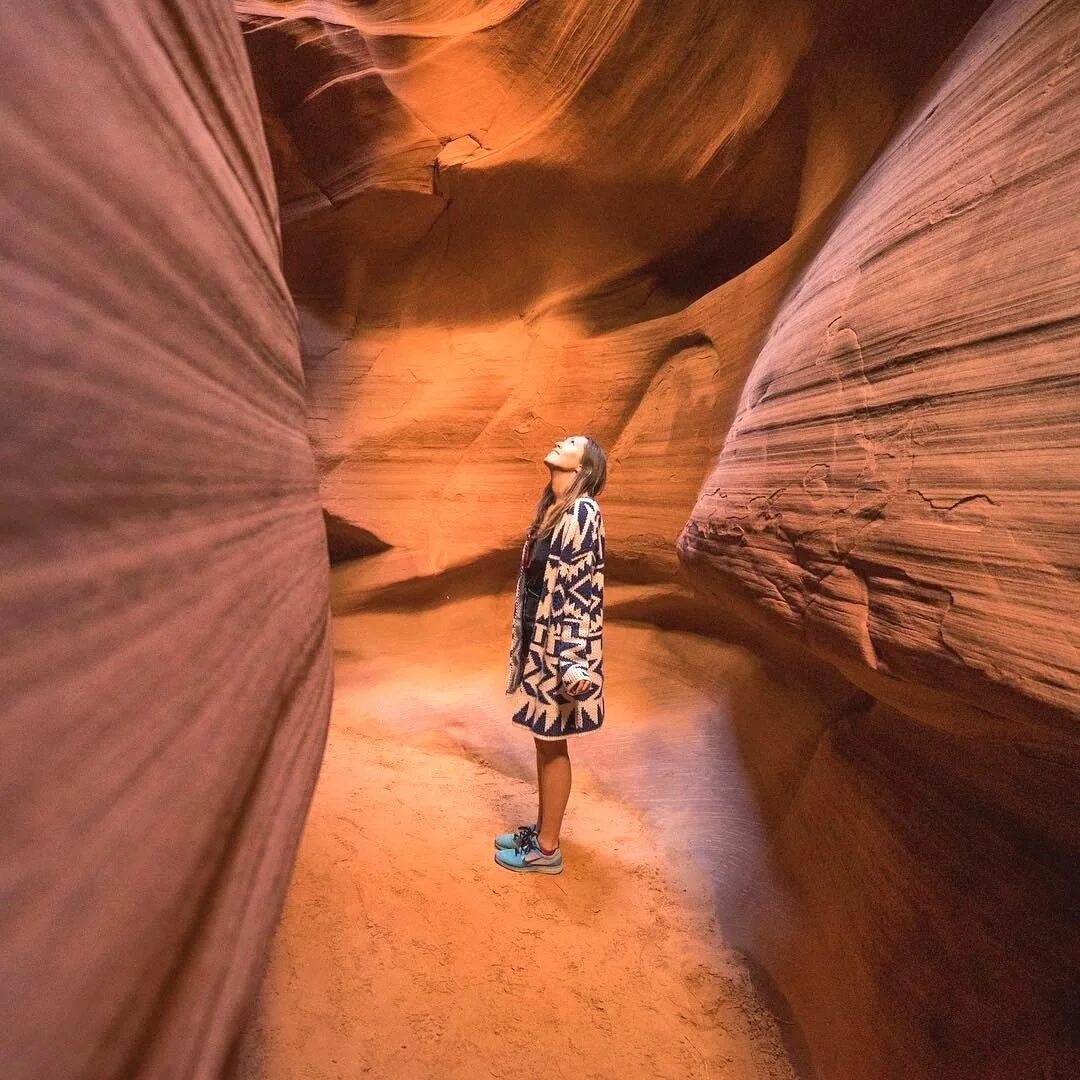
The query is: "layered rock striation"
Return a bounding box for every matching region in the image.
[0,4,333,1078]
[678,1,1080,1076]
[679,0,1080,722]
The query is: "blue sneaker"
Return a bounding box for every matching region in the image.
[494,823,537,851]
[494,833,563,874]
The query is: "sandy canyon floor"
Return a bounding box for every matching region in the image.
[231,584,801,1080]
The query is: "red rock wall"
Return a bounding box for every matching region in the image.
[679,0,1080,721]
[679,0,1080,1076]
[237,0,990,584]
[228,0,1077,1077]
[0,4,333,1078]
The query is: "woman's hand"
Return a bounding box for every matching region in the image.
[563,665,593,697]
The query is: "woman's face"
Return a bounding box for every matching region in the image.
[544,435,586,472]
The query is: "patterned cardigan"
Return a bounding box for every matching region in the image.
[505,495,605,739]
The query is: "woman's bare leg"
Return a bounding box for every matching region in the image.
[535,737,571,852]
[535,741,545,831]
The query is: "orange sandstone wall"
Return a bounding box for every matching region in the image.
[237,0,990,584]
[232,1,1078,1078]
[0,4,333,1078]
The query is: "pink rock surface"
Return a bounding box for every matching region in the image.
[0,3,333,1078]
[678,0,1080,723]
[677,0,1080,1076]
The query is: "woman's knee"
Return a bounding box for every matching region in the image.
[534,736,568,758]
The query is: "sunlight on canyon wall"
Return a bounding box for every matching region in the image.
[235,1,1077,1076]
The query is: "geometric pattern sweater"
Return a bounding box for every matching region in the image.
[506,495,605,740]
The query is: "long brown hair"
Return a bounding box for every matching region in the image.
[527,436,607,542]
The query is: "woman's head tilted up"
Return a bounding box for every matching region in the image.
[529,434,607,539]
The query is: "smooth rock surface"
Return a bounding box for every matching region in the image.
[0,4,333,1078]
[237,0,990,579]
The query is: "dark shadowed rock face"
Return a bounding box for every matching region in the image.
[0,3,332,1078]
[324,511,392,563]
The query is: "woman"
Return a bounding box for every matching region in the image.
[495,434,607,874]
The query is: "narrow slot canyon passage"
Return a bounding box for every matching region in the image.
[225,1,1079,1074]
[2,3,1077,1080]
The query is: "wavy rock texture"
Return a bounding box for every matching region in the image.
[237,0,991,579]
[678,0,1080,1077]
[0,4,333,1079]
[231,1,1076,1079]
[679,0,1080,720]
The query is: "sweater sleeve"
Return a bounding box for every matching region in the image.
[551,499,602,687]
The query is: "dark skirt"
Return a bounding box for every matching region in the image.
[519,587,542,664]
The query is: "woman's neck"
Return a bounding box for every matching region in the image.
[548,468,576,500]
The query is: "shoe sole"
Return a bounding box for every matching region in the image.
[493,853,564,874]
